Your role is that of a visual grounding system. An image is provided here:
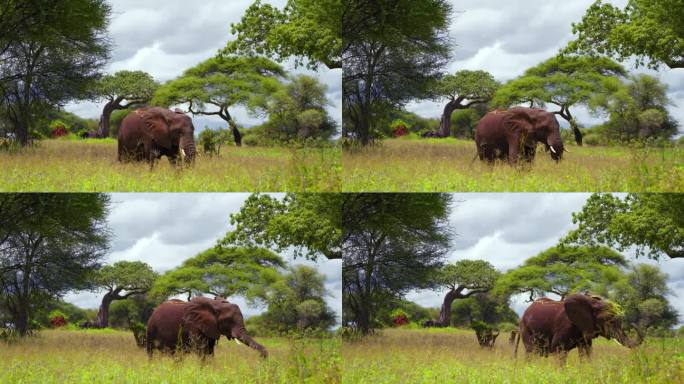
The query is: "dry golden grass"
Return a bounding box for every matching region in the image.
[0,139,341,192]
[342,328,684,384]
[0,329,340,384]
[342,138,684,192]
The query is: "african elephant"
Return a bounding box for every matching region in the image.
[475,107,564,164]
[118,107,196,165]
[515,294,642,361]
[146,296,267,358]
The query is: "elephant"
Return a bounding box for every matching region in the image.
[117,107,196,165]
[422,320,437,328]
[475,328,499,348]
[475,107,564,165]
[146,296,267,358]
[515,294,642,361]
[509,330,518,345]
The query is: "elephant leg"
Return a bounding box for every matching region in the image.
[507,134,521,165]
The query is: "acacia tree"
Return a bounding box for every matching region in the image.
[343,0,451,145]
[342,193,453,333]
[91,261,157,328]
[562,193,684,259]
[226,0,342,69]
[0,0,110,145]
[0,194,110,335]
[93,70,157,138]
[492,55,625,145]
[433,260,499,327]
[494,246,628,301]
[152,56,286,146]
[564,0,684,69]
[432,70,499,138]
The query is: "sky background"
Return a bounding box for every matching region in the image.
[406,193,684,327]
[64,193,343,324]
[65,0,342,132]
[406,0,684,133]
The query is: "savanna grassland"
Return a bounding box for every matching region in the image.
[0,329,340,384]
[342,138,684,192]
[342,328,684,384]
[0,139,341,192]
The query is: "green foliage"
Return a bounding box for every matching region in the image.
[94,261,157,294]
[450,109,482,139]
[94,70,157,103]
[562,193,684,259]
[150,246,284,301]
[374,298,438,328]
[221,193,342,260]
[451,293,518,328]
[109,295,156,330]
[564,0,684,69]
[226,0,342,69]
[198,128,233,156]
[437,260,499,292]
[434,71,500,102]
[494,246,627,299]
[108,109,130,137]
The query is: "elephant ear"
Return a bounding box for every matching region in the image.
[183,299,221,340]
[141,109,173,149]
[503,110,534,135]
[564,294,597,336]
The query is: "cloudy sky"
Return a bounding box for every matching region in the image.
[406,193,684,326]
[65,0,342,131]
[406,0,684,132]
[64,193,342,323]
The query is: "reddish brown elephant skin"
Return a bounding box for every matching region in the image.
[117,107,196,164]
[146,297,267,358]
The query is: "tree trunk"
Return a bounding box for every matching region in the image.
[438,100,458,138]
[231,124,242,147]
[570,119,582,146]
[14,302,29,336]
[98,101,116,138]
[95,292,113,328]
[438,289,459,327]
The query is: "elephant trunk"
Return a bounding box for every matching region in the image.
[233,327,268,358]
[614,324,643,348]
[180,133,196,163]
[546,135,564,161]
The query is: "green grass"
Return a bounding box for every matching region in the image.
[342,328,684,384]
[0,139,341,192]
[342,138,684,191]
[0,329,340,384]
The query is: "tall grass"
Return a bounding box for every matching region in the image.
[342,138,684,192]
[342,328,683,384]
[0,140,341,192]
[0,329,340,384]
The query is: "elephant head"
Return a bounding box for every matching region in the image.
[508,108,564,161]
[183,296,267,358]
[564,294,641,348]
[143,107,196,163]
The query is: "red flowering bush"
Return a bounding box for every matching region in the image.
[390,309,409,327]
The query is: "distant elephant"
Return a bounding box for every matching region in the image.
[475,107,564,164]
[118,107,196,165]
[509,330,518,345]
[146,296,267,358]
[515,294,642,361]
[422,320,436,328]
[471,322,499,348]
[79,321,95,329]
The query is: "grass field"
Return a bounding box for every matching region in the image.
[342,138,684,192]
[0,329,340,384]
[342,328,684,384]
[0,139,341,192]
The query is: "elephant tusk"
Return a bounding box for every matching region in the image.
[235,339,243,345]
[564,148,570,153]
[549,145,557,154]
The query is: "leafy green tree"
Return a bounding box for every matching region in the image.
[221,193,342,260]
[432,70,499,137]
[494,246,627,301]
[343,0,452,145]
[0,193,110,335]
[150,247,284,301]
[226,0,341,69]
[93,70,158,138]
[374,298,438,327]
[91,261,157,328]
[108,294,157,329]
[342,193,453,333]
[198,128,233,157]
[451,292,518,328]
[255,265,336,334]
[562,193,684,259]
[0,0,111,145]
[451,108,485,139]
[564,0,684,69]
[492,55,626,145]
[433,260,500,326]
[152,56,286,146]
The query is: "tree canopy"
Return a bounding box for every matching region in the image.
[342,193,453,333]
[226,0,342,69]
[562,193,684,259]
[220,193,342,260]
[93,70,157,138]
[432,70,499,137]
[150,246,284,301]
[492,55,626,145]
[343,0,452,144]
[152,56,286,146]
[0,193,110,335]
[564,0,684,69]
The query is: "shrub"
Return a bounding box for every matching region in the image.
[390,309,409,327]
